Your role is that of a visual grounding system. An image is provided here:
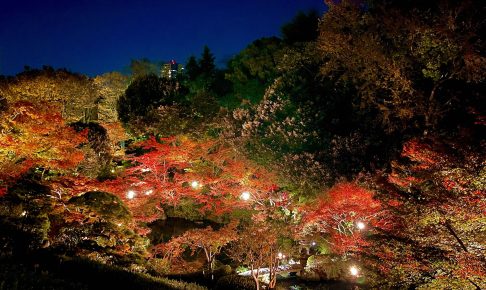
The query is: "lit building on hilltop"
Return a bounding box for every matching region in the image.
[161,60,184,79]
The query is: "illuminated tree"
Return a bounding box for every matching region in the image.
[228,221,281,290]
[159,221,238,279]
[318,0,484,132]
[300,182,386,255]
[55,134,286,230]
[0,67,98,122]
[0,100,87,188]
[369,137,485,289]
[93,72,129,123]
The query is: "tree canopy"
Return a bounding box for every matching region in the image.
[0,3,484,289]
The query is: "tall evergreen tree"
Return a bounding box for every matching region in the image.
[198,45,215,76]
[185,55,200,81]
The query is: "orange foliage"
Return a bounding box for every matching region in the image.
[0,101,87,182]
[59,135,285,225]
[301,182,387,254]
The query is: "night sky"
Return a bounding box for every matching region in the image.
[0,0,326,76]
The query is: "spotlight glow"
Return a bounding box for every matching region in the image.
[356,221,366,230]
[145,189,153,195]
[191,181,199,189]
[127,190,136,199]
[350,265,359,276]
[240,191,251,201]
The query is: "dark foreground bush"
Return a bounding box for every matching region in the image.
[0,256,206,290]
[214,275,255,290]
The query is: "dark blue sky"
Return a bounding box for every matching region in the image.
[0,0,326,76]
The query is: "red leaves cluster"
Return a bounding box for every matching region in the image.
[59,135,285,226]
[301,182,387,254]
[372,137,486,285]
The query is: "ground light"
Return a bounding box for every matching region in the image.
[350,265,359,276]
[356,221,366,230]
[240,191,251,201]
[191,181,200,189]
[127,190,136,199]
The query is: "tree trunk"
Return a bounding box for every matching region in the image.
[251,266,260,290]
[444,219,468,252]
[210,257,214,280]
[252,273,260,290]
[424,78,449,132]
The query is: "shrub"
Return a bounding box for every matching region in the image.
[214,275,255,290]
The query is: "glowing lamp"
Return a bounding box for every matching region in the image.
[240,191,251,201]
[127,190,136,199]
[145,189,153,195]
[350,265,359,276]
[191,181,199,189]
[356,221,366,230]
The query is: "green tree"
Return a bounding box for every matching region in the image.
[117,75,182,123]
[198,45,215,77]
[318,0,485,132]
[281,10,320,44]
[225,37,283,106]
[185,55,200,81]
[129,58,159,78]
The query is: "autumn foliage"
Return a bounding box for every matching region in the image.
[300,182,386,254]
[0,100,87,189]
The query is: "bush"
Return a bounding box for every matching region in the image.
[148,258,171,275]
[214,275,255,290]
[68,191,131,223]
[0,180,54,255]
[0,256,207,290]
